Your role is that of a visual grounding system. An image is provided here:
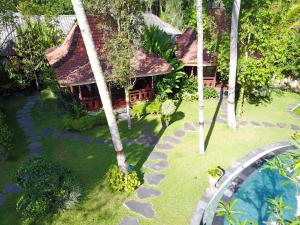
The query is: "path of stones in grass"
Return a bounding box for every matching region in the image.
[1,95,40,206]
[120,100,300,224]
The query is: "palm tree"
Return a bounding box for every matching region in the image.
[227,0,241,129]
[196,0,205,154]
[71,0,127,173]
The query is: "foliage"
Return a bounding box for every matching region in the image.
[292,131,300,144]
[15,157,81,219]
[85,0,144,40]
[161,100,176,117]
[159,0,185,30]
[6,18,62,90]
[142,25,186,99]
[131,99,161,119]
[267,197,291,225]
[207,166,222,178]
[0,110,13,162]
[176,77,219,101]
[216,33,230,81]
[63,112,106,132]
[105,165,140,193]
[216,200,243,225]
[17,0,73,16]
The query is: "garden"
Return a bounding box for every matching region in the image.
[1,0,300,225]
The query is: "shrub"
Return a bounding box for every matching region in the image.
[63,112,106,132]
[0,110,13,161]
[292,131,300,144]
[105,165,141,193]
[15,157,81,219]
[145,99,162,115]
[203,87,219,99]
[131,102,147,119]
[207,166,223,178]
[161,100,176,126]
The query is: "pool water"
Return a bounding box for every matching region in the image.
[224,167,297,224]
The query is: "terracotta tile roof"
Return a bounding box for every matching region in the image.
[45,16,173,86]
[175,8,228,66]
[176,28,216,66]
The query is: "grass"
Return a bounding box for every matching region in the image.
[0,90,299,225]
[294,105,300,116]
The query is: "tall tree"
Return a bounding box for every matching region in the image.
[196,0,205,154]
[71,0,127,173]
[227,0,241,129]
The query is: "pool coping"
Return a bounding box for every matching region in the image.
[190,141,298,225]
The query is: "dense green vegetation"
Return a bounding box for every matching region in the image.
[0,110,14,162]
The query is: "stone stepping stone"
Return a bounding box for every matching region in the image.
[28,142,42,149]
[3,183,22,194]
[142,129,154,136]
[239,121,248,126]
[123,138,133,146]
[173,130,185,138]
[204,120,212,125]
[156,143,173,150]
[105,140,113,146]
[137,186,161,199]
[184,122,196,131]
[148,152,168,160]
[163,136,180,144]
[250,121,261,126]
[193,122,200,128]
[43,128,54,137]
[60,132,71,140]
[144,161,168,171]
[144,173,165,185]
[291,124,300,131]
[26,149,43,157]
[119,216,140,225]
[95,138,105,145]
[216,118,226,123]
[147,136,159,145]
[124,200,155,218]
[262,122,276,127]
[0,194,6,206]
[135,136,147,145]
[277,122,287,128]
[28,135,42,142]
[24,130,40,137]
[72,134,82,142]
[82,136,93,144]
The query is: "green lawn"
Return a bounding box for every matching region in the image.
[0,90,299,225]
[294,105,300,116]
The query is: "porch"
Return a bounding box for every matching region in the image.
[184,65,217,87]
[70,77,154,111]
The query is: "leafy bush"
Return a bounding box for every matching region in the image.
[178,78,219,101]
[131,99,162,119]
[207,167,223,178]
[161,100,176,126]
[63,112,106,132]
[292,131,300,144]
[0,110,13,161]
[105,165,141,193]
[131,102,147,119]
[15,157,81,219]
[203,87,219,99]
[145,99,161,115]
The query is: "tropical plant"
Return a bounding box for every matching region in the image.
[63,113,106,132]
[207,166,223,178]
[267,197,291,225]
[142,25,186,98]
[161,99,176,126]
[71,0,128,173]
[216,199,243,225]
[15,157,81,219]
[159,0,185,29]
[104,32,135,129]
[7,18,62,90]
[105,165,141,193]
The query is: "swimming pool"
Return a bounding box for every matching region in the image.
[223,164,297,224]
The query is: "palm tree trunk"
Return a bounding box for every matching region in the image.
[71,0,127,173]
[124,87,131,130]
[196,0,205,154]
[227,0,241,129]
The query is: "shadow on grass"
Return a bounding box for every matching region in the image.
[205,89,224,149]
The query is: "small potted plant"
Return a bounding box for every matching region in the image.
[207,166,223,186]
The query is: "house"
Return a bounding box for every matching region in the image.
[45,16,173,111]
[175,8,228,88]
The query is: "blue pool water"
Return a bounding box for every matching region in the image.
[224,167,297,224]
